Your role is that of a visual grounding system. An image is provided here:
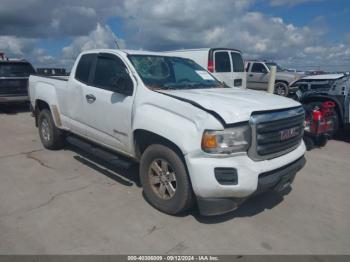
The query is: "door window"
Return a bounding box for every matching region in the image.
[230,52,244,72]
[92,55,129,91]
[214,52,231,73]
[251,63,267,73]
[75,54,95,83]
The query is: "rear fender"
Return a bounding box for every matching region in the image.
[33,81,62,128]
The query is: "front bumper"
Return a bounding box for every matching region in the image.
[0,95,29,103]
[185,142,306,215]
[197,156,305,216]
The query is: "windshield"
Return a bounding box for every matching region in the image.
[0,63,35,77]
[128,55,225,90]
[266,62,285,72]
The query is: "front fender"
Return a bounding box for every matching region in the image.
[132,103,221,155]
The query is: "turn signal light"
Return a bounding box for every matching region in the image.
[202,133,218,149]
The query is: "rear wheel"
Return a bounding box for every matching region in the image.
[140,144,194,215]
[274,82,289,96]
[38,109,64,150]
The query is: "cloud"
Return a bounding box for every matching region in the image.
[345,33,350,44]
[0,0,348,71]
[0,36,36,56]
[115,0,349,71]
[270,0,323,7]
[0,36,58,68]
[119,1,321,60]
[120,0,254,50]
[61,23,125,67]
[0,0,123,38]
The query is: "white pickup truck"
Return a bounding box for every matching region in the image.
[29,49,306,216]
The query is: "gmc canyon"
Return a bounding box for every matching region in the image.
[29,49,306,216]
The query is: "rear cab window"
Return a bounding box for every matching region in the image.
[0,62,35,77]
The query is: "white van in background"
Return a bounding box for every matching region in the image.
[163,48,246,88]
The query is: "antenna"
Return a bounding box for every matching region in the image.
[114,39,120,49]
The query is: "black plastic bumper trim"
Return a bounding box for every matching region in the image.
[197,156,306,216]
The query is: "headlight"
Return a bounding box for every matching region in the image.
[201,124,251,154]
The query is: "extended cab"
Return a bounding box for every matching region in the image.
[29,49,306,216]
[245,60,302,96]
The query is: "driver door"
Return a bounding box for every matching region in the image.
[248,62,270,90]
[79,53,135,154]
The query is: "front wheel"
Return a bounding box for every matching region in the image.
[140,144,194,215]
[274,82,289,97]
[38,109,64,150]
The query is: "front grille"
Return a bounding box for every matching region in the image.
[248,107,305,161]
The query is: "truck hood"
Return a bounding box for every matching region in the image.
[277,71,303,81]
[159,88,300,124]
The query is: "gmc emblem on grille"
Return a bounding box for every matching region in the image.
[280,127,299,141]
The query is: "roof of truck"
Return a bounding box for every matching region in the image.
[163,47,242,53]
[81,49,175,56]
[80,48,243,57]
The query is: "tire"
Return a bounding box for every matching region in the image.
[316,136,328,147]
[274,82,289,97]
[38,109,64,150]
[303,136,314,151]
[140,144,194,215]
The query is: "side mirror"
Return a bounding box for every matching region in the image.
[262,68,268,74]
[111,75,134,96]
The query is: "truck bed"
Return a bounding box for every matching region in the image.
[28,74,69,107]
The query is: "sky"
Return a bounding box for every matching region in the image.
[0,0,349,72]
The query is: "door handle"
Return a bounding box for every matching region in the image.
[85,94,96,104]
[249,74,254,77]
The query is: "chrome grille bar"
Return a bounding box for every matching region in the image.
[248,107,305,161]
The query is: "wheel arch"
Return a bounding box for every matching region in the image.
[133,129,194,183]
[34,99,50,127]
[275,79,289,85]
[134,129,185,160]
[34,99,62,128]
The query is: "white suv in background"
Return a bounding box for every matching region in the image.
[163,48,246,88]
